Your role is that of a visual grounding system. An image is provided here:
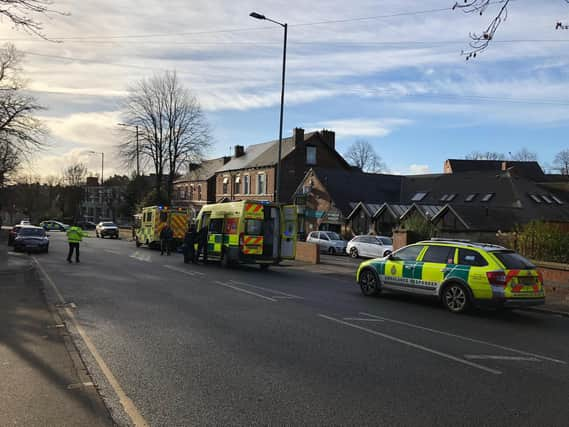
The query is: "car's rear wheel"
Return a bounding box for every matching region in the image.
[328,247,336,255]
[442,283,471,314]
[359,269,380,296]
[383,250,392,257]
[350,247,359,258]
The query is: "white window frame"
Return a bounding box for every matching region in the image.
[257,173,266,195]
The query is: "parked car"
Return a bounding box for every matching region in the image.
[96,221,119,239]
[40,220,69,231]
[8,225,23,245]
[13,226,49,253]
[306,231,347,255]
[77,221,97,230]
[356,239,545,313]
[347,235,393,259]
[20,219,32,226]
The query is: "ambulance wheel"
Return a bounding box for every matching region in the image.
[350,247,359,258]
[442,282,471,314]
[359,268,380,297]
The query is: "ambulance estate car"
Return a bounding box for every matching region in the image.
[356,239,545,313]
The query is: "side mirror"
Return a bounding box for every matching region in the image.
[46,234,51,237]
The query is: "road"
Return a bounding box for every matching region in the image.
[32,232,569,426]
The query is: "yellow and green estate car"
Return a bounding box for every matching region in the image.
[356,239,545,313]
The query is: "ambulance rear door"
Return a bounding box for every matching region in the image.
[280,205,297,259]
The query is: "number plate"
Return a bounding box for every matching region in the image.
[518,276,536,286]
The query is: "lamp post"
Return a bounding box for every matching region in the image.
[87,151,104,186]
[118,123,140,176]
[250,11,287,204]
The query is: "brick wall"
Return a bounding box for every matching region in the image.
[535,261,569,302]
[215,168,275,202]
[295,241,320,264]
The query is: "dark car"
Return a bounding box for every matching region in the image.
[13,226,50,253]
[77,221,97,230]
[8,225,23,246]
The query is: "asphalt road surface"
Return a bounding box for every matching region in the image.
[30,233,569,426]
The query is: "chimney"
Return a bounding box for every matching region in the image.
[234,145,245,158]
[501,161,508,171]
[294,127,305,147]
[320,129,335,150]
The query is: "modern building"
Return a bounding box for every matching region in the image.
[80,176,126,223]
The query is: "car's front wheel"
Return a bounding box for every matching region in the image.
[383,250,392,257]
[350,247,359,258]
[442,283,471,314]
[359,268,380,296]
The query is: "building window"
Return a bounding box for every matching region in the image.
[257,173,266,195]
[198,184,202,201]
[234,176,241,194]
[541,195,553,204]
[445,193,457,202]
[189,184,194,200]
[306,146,317,165]
[243,175,250,194]
[481,193,494,202]
[465,193,478,202]
[529,194,542,203]
[222,176,229,194]
[551,195,564,205]
[411,192,428,202]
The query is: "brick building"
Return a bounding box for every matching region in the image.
[214,128,352,203]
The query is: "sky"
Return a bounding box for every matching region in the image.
[2,0,569,179]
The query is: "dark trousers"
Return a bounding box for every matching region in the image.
[197,244,208,262]
[67,242,80,261]
[161,239,171,255]
[184,246,195,263]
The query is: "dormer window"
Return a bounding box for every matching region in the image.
[306,146,317,165]
[541,195,553,204]
[529,194,542,203]
[551,195,564,205]
[440,193,457,202]
[411,192,428,202]
[465,193,478,202]
[481,193,494,202]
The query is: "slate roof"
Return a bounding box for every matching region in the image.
[446,159,545,181]
[176,157,227,182]
[311,168,402,216]
[217,132,318,173]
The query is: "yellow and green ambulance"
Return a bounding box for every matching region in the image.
[135,206,191,248]
[356,239,545,313]
[194,200,297,269]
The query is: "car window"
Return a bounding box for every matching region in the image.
[393,245,424,261]
[422,245,455,264]
[19,228,46,237]
[326,232,341,240]
[379,237,392,245]
[320,234,330,241]
[102,222,116,227]
[492,251,535,270]
[457,248,488,267]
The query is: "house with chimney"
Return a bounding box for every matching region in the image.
[214,128,352,204]
[172,156,231,213]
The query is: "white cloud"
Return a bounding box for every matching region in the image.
[409,164,430,175]
[311,118,412,137]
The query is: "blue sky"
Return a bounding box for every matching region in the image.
[2,0,569,177]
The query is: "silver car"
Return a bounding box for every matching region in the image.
[306,231,347,255]
[347,235,393,259]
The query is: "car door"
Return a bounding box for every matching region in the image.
[383,245,426,293]
[370,237,385,258]
[319,232,331,252]
[417,245,457,296]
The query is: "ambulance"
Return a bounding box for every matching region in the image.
[356,239,545,313]
[194,200,297,268]
[134,206,192,248]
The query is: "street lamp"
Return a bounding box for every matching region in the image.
[250,11,287,204]
[118,123,140,176]
[87,151,104,186]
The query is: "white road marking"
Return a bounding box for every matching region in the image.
[359,312,567,365]
[164,264,205,277]
[229,280,303,299]
[33,257,149,427]
[129,251,152,263]
[318,314,502,375]
[214,281,277,302]
[67,381,95,390]
[342,317,385,322]
[104,249,123,255]
[464,355,541,362]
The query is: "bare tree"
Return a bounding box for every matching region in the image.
[63,162,87,186]
[510,148,538,161]
[453,0,569,59]
[0,44,46,179]
[0,0,66,39]
[121,70,211,202]
[345,140,385,173]
[553,149,569,175]
[0,139,19,187]
[465,151,505,160]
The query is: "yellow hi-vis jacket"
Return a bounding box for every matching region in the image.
[66,226,83,243]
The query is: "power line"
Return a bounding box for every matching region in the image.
[0,1,512,42]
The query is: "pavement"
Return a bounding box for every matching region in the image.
[23,232,569,426]
[0,231,112,426]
